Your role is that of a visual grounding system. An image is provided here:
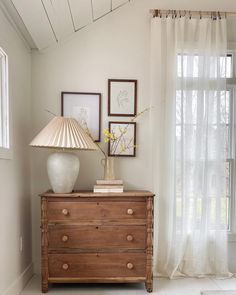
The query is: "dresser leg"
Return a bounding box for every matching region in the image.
[41,197,49,293]
[145,281,153,293]
[42,281,48,293]
[146,196,154,293]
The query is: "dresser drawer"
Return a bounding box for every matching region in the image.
[47,201,146,221]
[48,225,146,250]
[48,253,146,278]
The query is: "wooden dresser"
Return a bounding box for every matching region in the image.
[40,190,155,293]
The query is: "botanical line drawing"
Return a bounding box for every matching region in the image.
[116,90,130,110]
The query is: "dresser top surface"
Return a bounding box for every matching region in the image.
[40,190,155,198]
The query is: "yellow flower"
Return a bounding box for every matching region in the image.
[103,129,109,136]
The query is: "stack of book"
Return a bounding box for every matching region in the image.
[93,179,124,193]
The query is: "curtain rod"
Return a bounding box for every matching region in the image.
[150,9,236,18]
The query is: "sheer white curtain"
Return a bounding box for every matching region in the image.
[150,15,231,278]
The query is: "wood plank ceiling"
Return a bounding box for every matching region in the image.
[10,0,130,50]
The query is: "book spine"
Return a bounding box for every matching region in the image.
[96,180,123,185]
[93,188,124,193]
[94,185,124,189]
[93,185,124,189]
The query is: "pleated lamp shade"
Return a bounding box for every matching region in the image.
[29,116,98,150]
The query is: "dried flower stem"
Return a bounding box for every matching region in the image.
[109,107,151,155]
[84,126,107,158]
[85,106,151,157]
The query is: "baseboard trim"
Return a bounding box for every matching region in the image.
[2,263,34,295]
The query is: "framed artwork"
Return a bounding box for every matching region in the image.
[108,79,137,116]
[108,121,136,157]
[61,92,101,142]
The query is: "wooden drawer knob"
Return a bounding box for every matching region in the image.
[62,263,69,270]
[62,209,69,216]
[126,235,133,241]
[127,208,134,215]
[127,262,134,269]
[62,235,69,242]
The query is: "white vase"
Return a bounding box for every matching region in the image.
[47,152,80,193]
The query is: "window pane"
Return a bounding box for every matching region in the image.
[175,197,229,230]
[0,48,9,149]
[176,90,230,125]
[177,54,199,78]
[226,161,231,197]
[226,55,233,78]
[225,126,231,158]
[220,91,230,124]
[177,54,232,78]
[176,91,182,124]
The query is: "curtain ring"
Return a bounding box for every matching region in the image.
[189,10,192,19]
[218,11,221,20]
[199,11,202,19]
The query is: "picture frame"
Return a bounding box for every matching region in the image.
[61,92,101,142]
[108,121,136,157]
[108,79,137,116]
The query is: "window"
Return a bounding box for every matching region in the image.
[177,54,233,78]
[0,47,10,158]
[176,53,235,231]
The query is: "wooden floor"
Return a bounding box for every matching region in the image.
[21,275,236,295]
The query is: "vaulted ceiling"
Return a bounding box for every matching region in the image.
[1,0,131,50]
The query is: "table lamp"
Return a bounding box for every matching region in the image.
[29,116,98,193]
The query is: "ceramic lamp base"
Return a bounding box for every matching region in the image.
[47,152,80,193]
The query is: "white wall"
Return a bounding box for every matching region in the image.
[31,0,236,275]
[0,5,32,295]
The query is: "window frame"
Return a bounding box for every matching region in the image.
[226,51,236,239]
[225,87,234,232]
[227,84,236,240]
[0,46,12,160]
